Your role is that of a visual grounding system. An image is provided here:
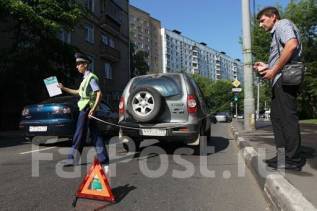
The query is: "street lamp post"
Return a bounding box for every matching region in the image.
[257,77,260,119]
[242,0,255,130]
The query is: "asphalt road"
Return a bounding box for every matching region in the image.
[0,123,270,211]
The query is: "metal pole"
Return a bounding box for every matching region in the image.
[257,78,260,119]
[242,0,255,130]
[236,102,238,119]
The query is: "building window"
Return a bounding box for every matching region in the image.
[102,34,109,46]
[84,24,94,43]
[104,63,112,79]
[57,29,71,44]
[109,38,115,48]
[87,54,95,72]
[85,0,94,12]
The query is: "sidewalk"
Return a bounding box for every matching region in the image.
[231,119,317,211]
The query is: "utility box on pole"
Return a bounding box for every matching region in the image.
[241,0,255,130]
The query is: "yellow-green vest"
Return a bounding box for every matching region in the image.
[77,72,98,111]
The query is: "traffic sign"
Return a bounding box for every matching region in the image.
[232,88,242,92]
[232,79,241,88]
[74,158,115,206]
[234,95,239,102]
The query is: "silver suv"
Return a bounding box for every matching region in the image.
[118,73,211,151]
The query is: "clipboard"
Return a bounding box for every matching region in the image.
[43,76,62,97]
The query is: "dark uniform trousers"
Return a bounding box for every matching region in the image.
[68,107,109,164]
[271,78,301,159]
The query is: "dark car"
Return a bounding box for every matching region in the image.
[19,96,118,145]
[118,73,211,151]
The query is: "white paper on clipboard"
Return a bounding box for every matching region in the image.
[43,76,62,97]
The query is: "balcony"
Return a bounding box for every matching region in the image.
[100,44,120,62]
[99,0,124,32]
[100,15,121,32]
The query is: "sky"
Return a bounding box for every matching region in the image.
[130,0,290,61]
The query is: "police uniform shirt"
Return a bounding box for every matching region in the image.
[83,70,100,92]
[269,19,302,86]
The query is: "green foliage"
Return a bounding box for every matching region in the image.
[284,0,317,119]
[0,0,85,129]
[130,43,149,77]
[192,74,243,114]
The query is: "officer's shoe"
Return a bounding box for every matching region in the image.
[60,159,77,167]
[263,155,277,164]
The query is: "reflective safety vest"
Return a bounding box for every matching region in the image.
[77,72,99,111]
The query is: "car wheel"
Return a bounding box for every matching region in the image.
[127,87,161,122]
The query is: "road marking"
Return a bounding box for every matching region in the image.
[19,146,56,155]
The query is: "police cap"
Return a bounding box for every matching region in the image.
[75,52,91,64]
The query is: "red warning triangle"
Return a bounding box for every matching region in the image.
[75,158,115,203]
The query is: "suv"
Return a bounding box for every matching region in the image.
[118,73,211,151]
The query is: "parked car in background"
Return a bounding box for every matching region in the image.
[215,112,232,122]
[118,73,211,151]
[19,96,118,145]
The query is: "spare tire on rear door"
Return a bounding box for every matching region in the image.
[127,87,161,122]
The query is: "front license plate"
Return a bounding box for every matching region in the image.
[29,126,47,132]
[141,129,166,136]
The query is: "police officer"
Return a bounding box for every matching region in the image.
[58,52,109,167]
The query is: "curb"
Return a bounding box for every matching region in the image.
[230,125,317,211]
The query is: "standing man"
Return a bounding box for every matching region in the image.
[254,7,305,170]
[59,53,109,167]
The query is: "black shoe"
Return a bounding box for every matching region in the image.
[289,157,306,167]
[263,155,277,164]
[268,161,303,171]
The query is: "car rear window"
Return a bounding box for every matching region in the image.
[130,75,182,97]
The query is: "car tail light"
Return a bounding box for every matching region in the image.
[119,96,125,114]
[53,106,71,114]
[187,95,197,113]
[22,108,30,116]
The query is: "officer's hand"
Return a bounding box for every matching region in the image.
[88,109,95,119]
[57,83,64,90]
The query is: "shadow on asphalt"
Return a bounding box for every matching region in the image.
[112,184,137,203]
[0,135,30,148]
[124,135,230,158]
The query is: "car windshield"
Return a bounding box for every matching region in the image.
[131,75,182,97]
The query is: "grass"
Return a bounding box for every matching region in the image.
[300,119,317,124]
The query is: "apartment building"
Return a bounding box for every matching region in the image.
[161,28,244,83]
[59,0,130,106]
[129,5,163,73]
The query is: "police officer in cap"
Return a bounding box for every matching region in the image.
[58,52,109,167]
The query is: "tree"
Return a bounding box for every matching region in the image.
[0,0,85,129]
[191,74,242,114]
[284,0,317,118]
[130,43,150,77]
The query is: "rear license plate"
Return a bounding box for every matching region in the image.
[29,126,47,132]
[141,129,166,136]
